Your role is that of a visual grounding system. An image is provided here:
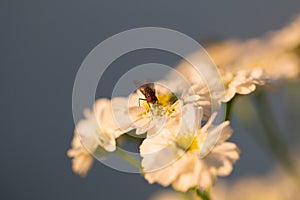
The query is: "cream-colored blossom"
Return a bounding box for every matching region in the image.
[150,165,300,200]
[67,98,125,176]
[207,39,299,81]
[173,14,300,102]
[206,14,300,81]
[120,83,192,137]
[221,68,265,102]
[67,132,94,177]
[269,13,300,50]
[167,52,225,110]
[96,97,134,136]
[140,103,239,192]
[212,167,300,200]
[172,50,268,103]
[127,91,168,136]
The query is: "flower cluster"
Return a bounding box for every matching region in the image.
[68,79,240,192]
[67,13,300,199]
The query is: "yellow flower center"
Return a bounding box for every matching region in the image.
[157,93,178,107]
[142,93,178,115]
[175,132,199,152]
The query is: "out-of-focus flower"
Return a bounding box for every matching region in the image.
[173,14,300,102]
[206,38,300,82]
[67,98,126,176]
[269,14,300,51]
[212,167,300,200]
[140,103,239,192]
[67,132,94,177]
[221,68,265,102]
[166,62,224,119]
[206,13,300,80]
[149,165,300,200]
[149,190,193,200]
[174,51,268,103]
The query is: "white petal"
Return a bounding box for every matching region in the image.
[236,83,256,94]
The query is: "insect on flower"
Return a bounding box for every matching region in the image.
[135,81,158,107]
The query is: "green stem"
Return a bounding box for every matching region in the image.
[94,146,142,171]
[294,43,300,57]
[115,147,142,171]
[225,94,238,120]
[179,191,193,200]
[195,188,210,200]
[253,91,300,187]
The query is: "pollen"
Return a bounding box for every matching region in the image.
[156,93,178,107]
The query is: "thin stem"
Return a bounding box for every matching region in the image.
[178,191,193,200]
[115,147,142,171]
[225,94,238,121]
[94,146,142,171]
[252,91,300,187]
[195,188,210,200]
[294,43,300,57]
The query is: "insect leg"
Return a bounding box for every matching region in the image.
[138,98,147,107]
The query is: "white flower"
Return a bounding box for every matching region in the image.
[67,132,94,177]
[95,97,133,137]
[172,48,268,103]
[221,68,266,102]
[212,166,300,200]
[140,104,239,192]
[67,98,126,176]
[166,53,225,117]
[116,83,184,137]
[171,15,300,103]
[269,13,300,50]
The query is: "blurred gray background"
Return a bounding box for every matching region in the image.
[1,1,300,199]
